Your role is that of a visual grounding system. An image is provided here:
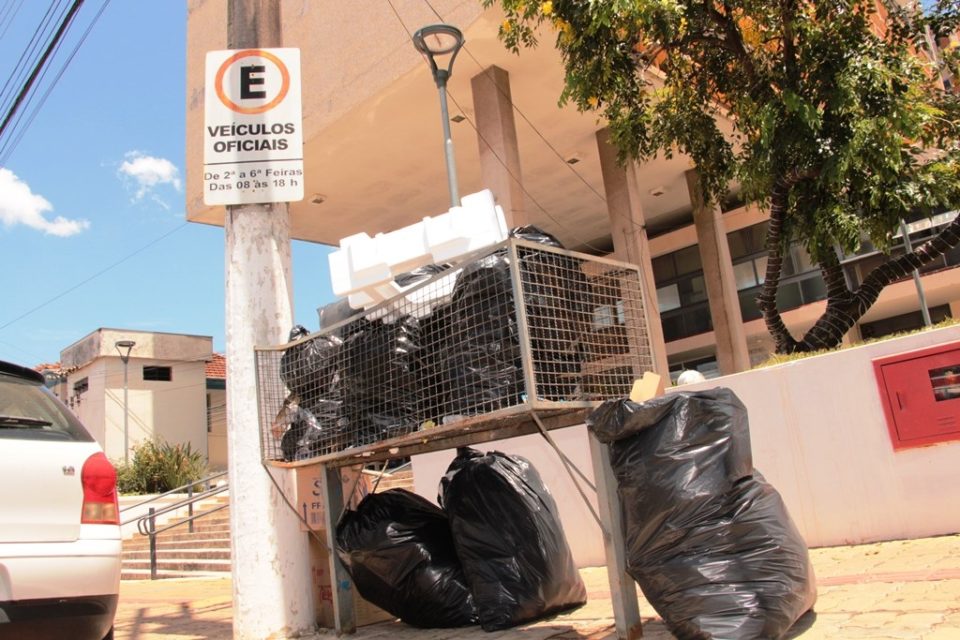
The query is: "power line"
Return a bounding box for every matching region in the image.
[0,0,113,164]
[0,221,189,332]
[0,0,83,141]
[0,0,64,117]
[0,0,27,40]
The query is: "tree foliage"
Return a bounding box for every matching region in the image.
[487,0,960,353]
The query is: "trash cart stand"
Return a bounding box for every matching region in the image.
[289,406,643,639]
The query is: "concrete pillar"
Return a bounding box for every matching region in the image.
[685,169,751,374]
[225,2,314,638]
[225,207,314,639]
[596,129,670,377]
[471,65,528,227]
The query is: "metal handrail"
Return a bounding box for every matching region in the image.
[121,472,232,580]
[133,483,230,534]
[119,469,228,515]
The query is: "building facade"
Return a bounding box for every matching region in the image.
[186,0,960,380]
[58,328,213,464]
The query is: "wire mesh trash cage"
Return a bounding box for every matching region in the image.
[256,237,655,465]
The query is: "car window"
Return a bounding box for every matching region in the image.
[0,373,94,442]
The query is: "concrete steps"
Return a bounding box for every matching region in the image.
[122,495,232,580]
[120,469,414,581]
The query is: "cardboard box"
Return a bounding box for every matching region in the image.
[309,534,395,628]
[295,464,371,532]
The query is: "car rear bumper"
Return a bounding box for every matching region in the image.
[0,593,117,640]
[0,537,121,601]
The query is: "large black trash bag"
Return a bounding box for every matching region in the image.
[318,299,357,337]
[587,389,817,640]
[338,316,420,447]
[335,489,478,628]
[443,227,591,417]
[280,325,341,408]
[439,447,586,631]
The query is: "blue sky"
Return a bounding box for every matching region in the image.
[0,2,335,366]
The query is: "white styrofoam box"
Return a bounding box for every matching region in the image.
[329,188,507,311]
[330,232,392,297]
[376,221,430,275]
[424,190,508,264]
[364,270,461,321]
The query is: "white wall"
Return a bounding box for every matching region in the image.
[412,325,960,567]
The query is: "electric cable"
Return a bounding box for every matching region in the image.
[0,0,113,165]
[0,0,82,141]
[0,220,188,332]
[0,0,65,118]
[383,0,606,252]
[0,0,26,40]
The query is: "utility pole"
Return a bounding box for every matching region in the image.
[224,1,314,638]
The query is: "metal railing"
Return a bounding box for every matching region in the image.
[120,470,230,580]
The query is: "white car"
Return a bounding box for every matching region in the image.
[0,360,120,640]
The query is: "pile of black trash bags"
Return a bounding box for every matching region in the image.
[587,388,817,640]
[335,447,587,630]
[277,227,593,461]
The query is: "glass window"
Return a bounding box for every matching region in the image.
[652,255,676,283]
[930,365,960,403]
[674,245,702,275]
[143,366,172,382]
[777,282,803,311]
[727,229,750,261]
[733,261,759,290]
[738,288,762,322]
[0,373,94,442]
[800,276,828,304]
[661,313,684,342]
[657,285,681,312]
[680,275,708,305]
[791,246,817,274]
[755,255,768,284]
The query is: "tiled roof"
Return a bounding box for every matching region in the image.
[206,353,226,379]
[34,362,63,373]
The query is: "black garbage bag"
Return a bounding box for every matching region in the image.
[335,489,478,628]
[338,316,420,447]
[318,299,358,337]
[443,226,592,418]
[280,325,342,409]
[439,447,586,631]
[415,301,457,424]
[587,389,817,640]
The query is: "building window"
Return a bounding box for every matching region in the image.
[143,366,172,382]
[860,305,952,340]
[73,377,89,394]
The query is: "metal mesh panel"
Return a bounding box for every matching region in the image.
[256,238,653,464]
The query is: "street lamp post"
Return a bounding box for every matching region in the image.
[413,23,465,208]
[115,340,135,464]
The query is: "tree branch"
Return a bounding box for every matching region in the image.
[852,212,960,316]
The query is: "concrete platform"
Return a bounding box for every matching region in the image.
[113,533,960,639]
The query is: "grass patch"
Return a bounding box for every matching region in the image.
[755,316,960,369]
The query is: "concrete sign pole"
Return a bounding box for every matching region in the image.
[224,1,314,638]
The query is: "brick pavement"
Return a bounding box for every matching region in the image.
[113,534,960,640]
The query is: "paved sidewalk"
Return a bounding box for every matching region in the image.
[114,533,960,640]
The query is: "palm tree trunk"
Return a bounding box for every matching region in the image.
[757,175,800,353]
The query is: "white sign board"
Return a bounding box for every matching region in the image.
[203,48,303,205]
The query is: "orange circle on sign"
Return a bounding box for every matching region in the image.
[215,49,290,115]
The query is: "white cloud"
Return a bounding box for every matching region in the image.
[0,168,90,237]
[118,151,182,200]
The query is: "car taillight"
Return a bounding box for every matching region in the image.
[81,452,119,525]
